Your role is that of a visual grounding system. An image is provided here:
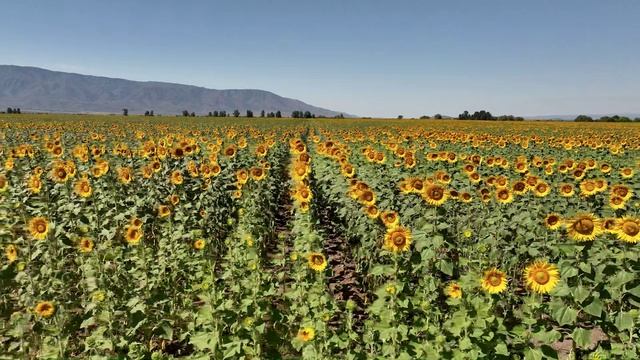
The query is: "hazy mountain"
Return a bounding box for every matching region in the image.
[525,113,640,121]
[0,65,350,117]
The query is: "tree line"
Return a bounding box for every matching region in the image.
[575,114,640,122]
[458,110,524,121]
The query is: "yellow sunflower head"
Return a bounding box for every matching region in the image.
[5,244,18,263]
[544,214,562,230]
[615,217,640,243]
[34,301,55,318]
[445,282,462,299]
[28,217,49,240]
[524,261,560,294]
[78,237,94,253]
[193,239,206,250]
[170,170,184,185]
[480,268,508,294]
[307,252,327,272]
[566,214,602,241]
[380,211,400,228]
[383,227,412,253]
[158,205,172,218]
[495,188,513,204]
[423,184,448,206]
[125,225,142,245]
[296,327,315,342]
[73,177,93,198]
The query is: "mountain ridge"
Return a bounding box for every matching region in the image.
[0,65,351,117]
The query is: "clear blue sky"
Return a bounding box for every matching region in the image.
[1,0,639,118]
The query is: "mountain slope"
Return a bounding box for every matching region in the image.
[0,65,349,116]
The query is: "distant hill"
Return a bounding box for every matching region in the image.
[525,113,640,121]
[0,65,351,117]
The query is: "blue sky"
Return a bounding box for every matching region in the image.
[1,0,639,117]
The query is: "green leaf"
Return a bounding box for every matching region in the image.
[614,311,634,331]
[439,260,454,276]
[626,284,640,298]
[571,328,591,349]
[551,304,578,326]
[583,297,603,318]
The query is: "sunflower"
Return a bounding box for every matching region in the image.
[495,188,513,204]
[27,174,42,194]
[524,261,560,294]
[544,214,562,230]
[130,217,143,228]
[380,211,400,228]
[579,180,598,197]
[307,252,327,271]
[78,237,94,253]
[615,217,640,243]
[559,183,575,197]
[193,239,206,250]
[445,282,462,299]
[125,225,142,245]
[566,214,602,241]
[460,192,472,203]
[73,176,92,198]
[50,163,69,183]
[0,174,7,192]
[423,184,448,206]
[297,327,315,342]
[250,167,266,181]
[533,182,551,197]
[28,217,49,240]
[609,196,626,210]
[365,205,380,219]
[611,184,633,201]
[236,169,249,184]
[5,244,17,263]
[383,227,412,253]
[620,167,634,179]
[480,268,508,294]
[34,301,55,318]
[358,189,376,206]
[170,170,184,185]
[117,167,133,184]
[158,205,171,218]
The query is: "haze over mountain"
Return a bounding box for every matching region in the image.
[0,65,349,117]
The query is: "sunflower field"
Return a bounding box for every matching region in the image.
[0,114,639,359]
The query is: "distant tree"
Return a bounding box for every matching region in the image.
[434,114,443,119]
[304,111,312,118]
[220,110,227,117]
[233,109,240,117]
[122,108,128,116]
[635,117,640,122]
[420,115,431,119]
[336,113,345,119]
[208,111,213,117]
[190,112,196,117]
[7,107,12,114]
[261,110,265,117]
[182,110,189,117]
[150,110,154,116]
[144,111,150,116]
[246,110,253,117]
[276,111,282,118]
[574,115,593,122]
[16,108,21,114]
[397,115,403,119]
[459,110,495,120]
